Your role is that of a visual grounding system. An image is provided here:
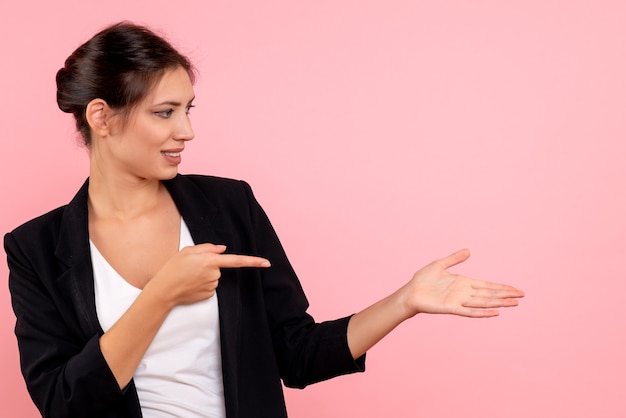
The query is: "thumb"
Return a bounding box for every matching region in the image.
[193,243,228,255]
[438,248,470,270]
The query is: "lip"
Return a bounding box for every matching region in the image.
[161,148,184,165]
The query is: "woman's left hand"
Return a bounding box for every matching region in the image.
[347,248,524,358]
[401,248,524,318]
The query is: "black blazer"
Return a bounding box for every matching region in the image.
[5,174,365,418]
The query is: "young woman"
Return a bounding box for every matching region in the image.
[5,22,524,418]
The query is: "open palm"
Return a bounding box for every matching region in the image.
[404,249,524,318]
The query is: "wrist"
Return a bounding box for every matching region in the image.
[142,278,177,312]
[394,283,420,320]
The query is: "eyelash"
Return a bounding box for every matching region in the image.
[154,104,195,119]
[155,109,174,118]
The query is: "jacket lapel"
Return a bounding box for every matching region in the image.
[53,179,103,340]
[164,175,242,413]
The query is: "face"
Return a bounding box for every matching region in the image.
[94,66,195,181]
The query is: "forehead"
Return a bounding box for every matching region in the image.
[145,66,195,104]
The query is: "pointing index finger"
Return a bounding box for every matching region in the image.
[215,254,271,269]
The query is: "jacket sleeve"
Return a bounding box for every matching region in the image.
[240,181,366,388]
[5,232,132,418]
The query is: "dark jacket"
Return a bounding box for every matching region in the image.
[5,174,365,418]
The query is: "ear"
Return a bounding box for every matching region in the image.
[85,99,112,137]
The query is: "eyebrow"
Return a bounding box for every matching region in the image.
[153,97,195,107]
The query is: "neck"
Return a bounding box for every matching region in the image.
[88,167,169,221]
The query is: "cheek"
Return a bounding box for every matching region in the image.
[126,127,165,153]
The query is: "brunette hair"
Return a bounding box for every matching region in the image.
[56,22,195,145]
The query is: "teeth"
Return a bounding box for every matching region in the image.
[163,152,181,157]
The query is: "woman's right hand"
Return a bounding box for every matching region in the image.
[147,243,271,306]
[98,244,269,389]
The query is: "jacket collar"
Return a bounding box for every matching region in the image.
[163,174,222,244]
[54,178,90,267]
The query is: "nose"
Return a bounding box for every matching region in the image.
[174,113,195,141]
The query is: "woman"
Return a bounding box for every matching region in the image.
[5,22,524,418]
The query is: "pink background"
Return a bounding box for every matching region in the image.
[1,1,625,417]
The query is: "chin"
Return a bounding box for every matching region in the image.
[161,171,179,180]
[152,167,179,181]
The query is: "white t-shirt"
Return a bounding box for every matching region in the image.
[91,219,226,418]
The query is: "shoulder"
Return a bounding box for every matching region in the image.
[5,179,89,251]
[5,205,67,245]
[4,205,70,273]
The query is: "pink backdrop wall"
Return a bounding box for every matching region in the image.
[1,1,625,417]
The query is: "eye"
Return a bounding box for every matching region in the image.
[154,109,174,118]
[185,104,195,115]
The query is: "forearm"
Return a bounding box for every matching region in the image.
[99,283,175,389]
[346,285,414,359]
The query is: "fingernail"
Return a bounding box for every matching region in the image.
[261,261,271,267]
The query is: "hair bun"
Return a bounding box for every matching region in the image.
[55,67,76,114]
